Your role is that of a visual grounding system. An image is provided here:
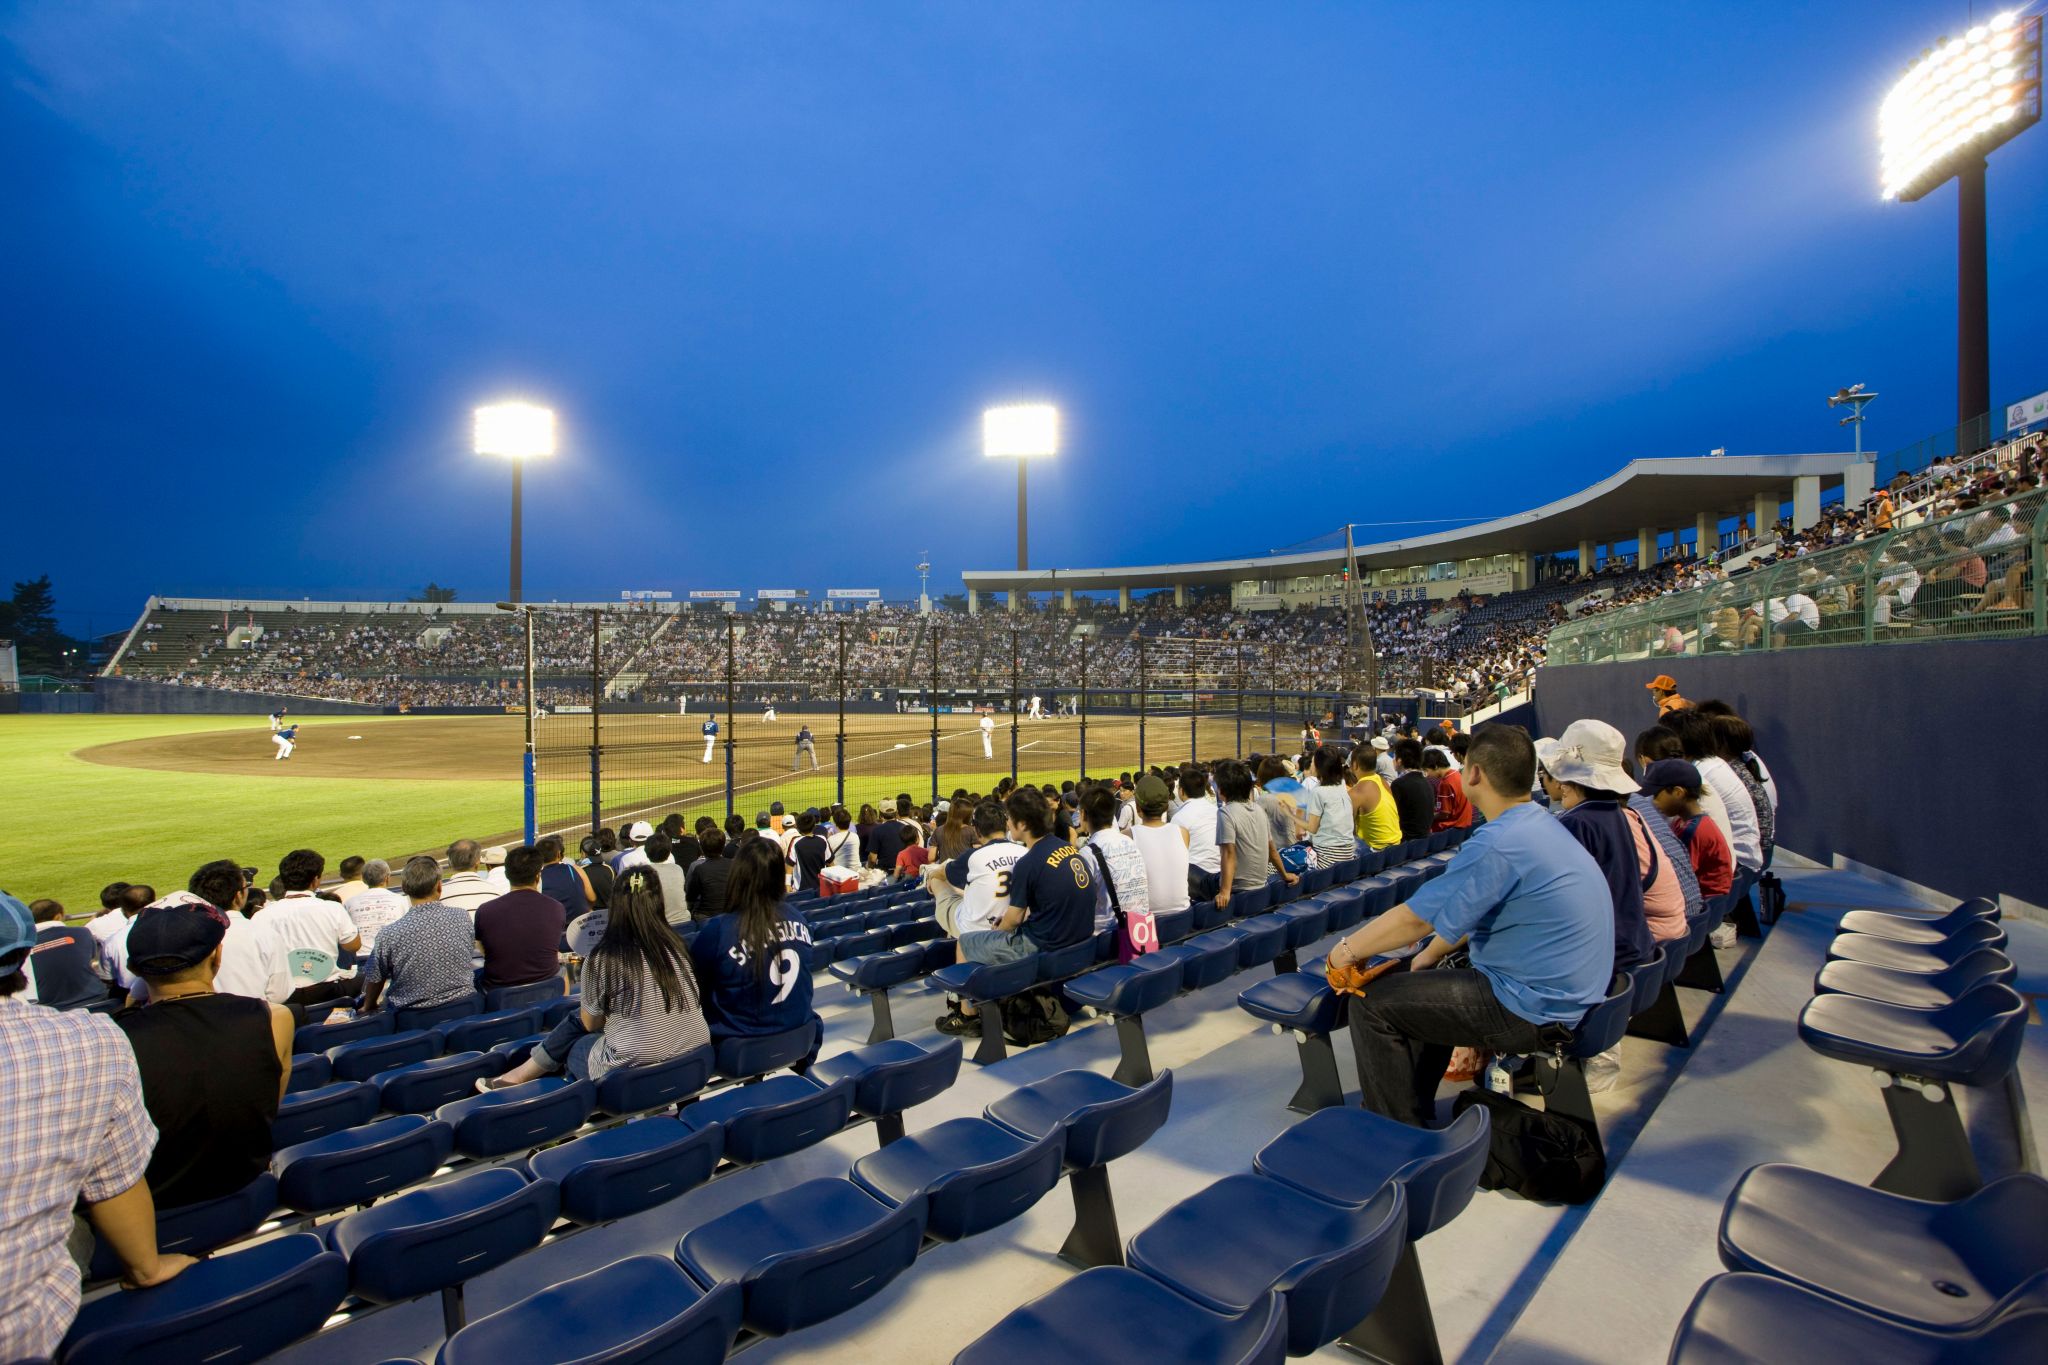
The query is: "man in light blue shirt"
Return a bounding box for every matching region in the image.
[1326,723,1613,1126]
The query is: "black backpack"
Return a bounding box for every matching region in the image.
[1000,988,1072,1046]
[1451,1088,1607,1205]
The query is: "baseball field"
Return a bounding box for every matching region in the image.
[2,709,1270,917]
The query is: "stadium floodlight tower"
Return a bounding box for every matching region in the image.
[1880,10,2041,442]
[1828,384,1879,458]
[983,402,1059,575]
[474,401,558,603]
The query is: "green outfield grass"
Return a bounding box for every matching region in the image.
[0,715,519,917]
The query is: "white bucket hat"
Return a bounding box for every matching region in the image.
[1544,719,1639,794]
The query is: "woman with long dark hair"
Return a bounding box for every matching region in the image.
[484,867,707,1087]
[688,837,817,1046]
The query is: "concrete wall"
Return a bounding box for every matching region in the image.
[95,678,390,716]
[1533,637,2048,909]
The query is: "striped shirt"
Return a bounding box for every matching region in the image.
[580,946,710,1079]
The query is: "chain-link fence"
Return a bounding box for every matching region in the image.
[1547,486,2046,665]
[520,612,1377,841]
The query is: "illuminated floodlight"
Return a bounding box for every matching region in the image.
[1880,10,2040,201]
[982,403,1060,459]
[473,402,558,459]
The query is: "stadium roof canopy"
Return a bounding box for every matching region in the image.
[962,452,1864,593]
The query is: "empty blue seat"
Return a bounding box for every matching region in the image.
[327,1029,440,1083]
[286,1053,332,1095]
[852,1116,1065,1241]
[1130,1176,1407,1357]
[679,1075,854,1164]
[1150,907,1195,944]
[1354,874,1399,919]
[436,1007,544,1056]
[1667,1272,2048,1365]
[527,1117,723,1224]
[329,1168,558,1329]
[806,1037,963,1144]
[1255,1103,1492,1244]
[1320,885,1369,933]
[1826,922,2006,971]
[1814,950,2017,1009]
[436,1078,596,1159]
[374,1051,505,1115]
[439,1255,744,1365]
[294,1010,392,1055]
[394,993,483,1033]
[1231,916,1290,969]
[954,1268,1286,1365]
[59,1233,347,1365]
[829,946,925,991]
[594,1044,715,1114]
[273,1080,380,1148]
[1228,882,1275,918]
[483,977,566,1013]
[1152,931,1242,991]
[486,1032,544,1070]
[1190,897,1227,930]
[273,1114,455,1214]
[840,928,891,957]
[86,1174,282,1284]
[1035,937,1100,982]
[540,994,582,1029]
[712,1023,817,1081]
[1237,972,1345,1112]
[1837,898,1998,945]
[675,1177,926,1337]
[986,1069,1174,1268]
[1719,1163,2048,1333]
[1272,900,1330,952]
[917,937,958,974]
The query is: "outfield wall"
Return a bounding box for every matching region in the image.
[1533,636,2048,914]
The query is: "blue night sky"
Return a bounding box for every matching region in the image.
[5,2,2045,633]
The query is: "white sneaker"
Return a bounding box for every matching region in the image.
[1709,923,1737,950]
[1584,1048,1622,1094]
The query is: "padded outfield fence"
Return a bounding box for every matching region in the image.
[514,612,1380,842]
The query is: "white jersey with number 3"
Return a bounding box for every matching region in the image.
[947,839,1026,935]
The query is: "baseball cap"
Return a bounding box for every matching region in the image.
[1642,758,1702,792]
[0,891,34,963]
[481,845,509,868]
[770,801,785,816]
[1544,719,1640,794]
[1134,774,1172,814]
[625,821,653,841]
[125,892,231,977]
[1647,674,1679,692]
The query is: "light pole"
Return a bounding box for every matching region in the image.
[1881,11,2040,444]
[917,555,932,614]
[474,402,557,603]
[1828,384,1879,458]
[983,404,1060,590]
[495,601,539,842]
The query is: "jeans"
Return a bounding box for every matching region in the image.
[1347,966,1547,1127]
[1187,867,1221,901]
[532,1013,601,1081]
[958,929,1036,966]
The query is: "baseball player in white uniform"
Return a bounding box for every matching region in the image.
[1028,694,1042,720]
[701,716,718,764]
[980,712,995,758]
[762,701,778,723]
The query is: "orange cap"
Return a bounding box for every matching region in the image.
[1647,674,1679,692]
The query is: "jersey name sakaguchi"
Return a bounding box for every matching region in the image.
[722,916,813,967]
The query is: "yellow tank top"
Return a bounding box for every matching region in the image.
[1353,774,1402,849]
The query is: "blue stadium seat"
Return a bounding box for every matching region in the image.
[953,1268,1286,1365]
[1035,937,1100,982]
[1530,976,1635,1161]
[1129,1177,1407,1357]
[828,945,928,1044]
[486,1032,544,1070]
[59,1234,347,1365]
[1355,874,1400,919]
[527,1116,723,1225]
[286,1053,332,1095]
[540,994,582,1029]
[436,1077,596,1160]
[678,1075,854,1164]
[1151,906,1195,944]
[851,1116,1065,1241]
[327,1029,440,1083]
[986,1069,1174,1268]
[438,1255,744,1365]
[916,937,958,974]
[86,1174,282,1284]
[1062,955,1186,1087]
[329,1168,558,1333]
[1836,897,1999,945]
[1668,1272,2048,1365]
[930,955,1041,1065]
[712,1023,818,1082]
[1319,884,1369,933]
[674,1178,927,1337]
[594,1044,715,1115]
[1237,969,1345,1112]
[1718,1163,2048,1332]
[1814,950,2016,1009]
[435,1006,544,1056]
[1270,899,1330,972]
[1228,882,1275,918]
[1231,915,1290,969]
[273,1080,380,1148]
[483,977,566,1012]
[273,1114,455,1214]
[394,993,483,1033]
[374,1051,506,1115]
[294,1010,392,1055]
[1254,1103,1492,1243]
[1797,983,2030,1200]
[1825,921,2006,971]
[1152,931,1242,991]
[805,1037,963,1145]
[1189,897,1228,931]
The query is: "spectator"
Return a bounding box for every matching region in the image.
[97,882,156,994]
[938,787,1097,1037]
[1423,749,1473,832]
[1254,757,1305,848]
[1325,725,1613,1128]
[1303,748,1360,868]
[1346,743,1402,851]
[686,827,734,921]
[825,806,860,872]
[1388,738,1435,843]
[867,796,914,873]
[487,867,708,1087]
[480,845,512,895]
[578,834,615,909]
[265,851,360,1004]
[894,834,933,882]
[926,798,1025,938]
[1645,759,1736,901]
[688,839,818,1052]
[115,893,292,1210]
[1708,712,1776,866]
[1216,759,1297,909]
[1646,674,1691,716]
[1539,721,1655,974]
[474,845,567,993]
[1667,710,1762,879]
[438,840,497,915]
[1372,735,1399,783]
[640,832,690,927]
[1635,723,1736,858]
[663,814,703,871]
[1129,775,1192,916]
[0,891,194,1361]
[342,859,408,953]
[85,880,132,954]
[1623,756,1703,930]
[24,898,106,1010]
[331,855,370,904]
[788,810,830,891]
[186,861,292,1005]
[611,821,654,873]
[1170,766,1223,900]
[1080,785,1150,936]
[537,835,594,921]
[361,856,477,1015]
